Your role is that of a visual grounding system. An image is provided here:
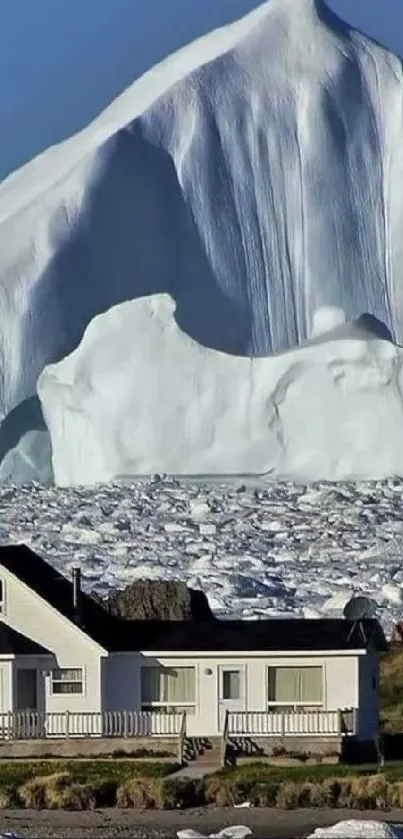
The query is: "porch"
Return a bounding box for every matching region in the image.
[0,708,359,763]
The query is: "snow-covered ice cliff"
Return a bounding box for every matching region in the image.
[2,0,403,482]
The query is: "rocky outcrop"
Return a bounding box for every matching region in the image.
[101,579,214,621]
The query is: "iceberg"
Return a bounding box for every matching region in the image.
[38,296,403,486]
[2,0,403,482]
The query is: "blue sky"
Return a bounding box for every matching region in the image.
[0,0,401,181]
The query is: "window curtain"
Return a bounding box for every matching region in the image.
[268,667,322,703]
[51,668,83,694]
[141,667,195,703]
[53,669,82,682]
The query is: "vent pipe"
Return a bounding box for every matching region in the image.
[72,566,81,619]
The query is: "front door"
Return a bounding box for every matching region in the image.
[218,665,246,729]
[16,669,38,711]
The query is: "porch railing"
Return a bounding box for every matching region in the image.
[0,710,183,740]
[0,708,357,741]
[228,708,357,738]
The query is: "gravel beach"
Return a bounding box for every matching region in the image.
[0,808,403,839]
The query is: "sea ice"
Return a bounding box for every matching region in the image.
[382,583,403,605]
[0,477,401,631]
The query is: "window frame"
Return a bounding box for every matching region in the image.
[140,665,197,713]
[267,664,324,710]
[50,667,84,696]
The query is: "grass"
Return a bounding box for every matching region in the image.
[0,760,181,810]
[380,644,403,734]
[2,757,403,811]
[0,759,176,795]
[212,760,403,785]
[4,758,403,811]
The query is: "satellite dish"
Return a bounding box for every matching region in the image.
[343,595,377,621]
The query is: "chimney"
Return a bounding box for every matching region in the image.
[72,566,81,620]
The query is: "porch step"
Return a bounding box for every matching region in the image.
[183,737,221,764]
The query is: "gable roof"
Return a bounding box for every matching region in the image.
[0,546,387,655]
[0,545,113,650]
[0,621,51,656]
[109,616,387,653]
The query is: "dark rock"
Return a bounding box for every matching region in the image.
[100,579,214,621]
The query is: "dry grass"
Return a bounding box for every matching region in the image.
[115,777,203,810]
[205,771,403,811]
[273,775,403,810]
[19,772,70,809]
[116,778,165,809]
[18,771,107,810]
[11,768,403,811]
[56,783,97,811]
[0,788,21,809]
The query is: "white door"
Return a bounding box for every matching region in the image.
[218,665,246,729]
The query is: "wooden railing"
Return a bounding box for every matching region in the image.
[0,708,358,741]
[228,708,357,738]
[177,711,187,764]
[0,710,183,740]
[221,709,229,767]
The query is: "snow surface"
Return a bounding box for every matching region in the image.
[38,296,403,486]
[308,820,403,838]
[0,0,403,483]
[2,477,403,632]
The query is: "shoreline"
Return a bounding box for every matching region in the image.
[1,807,403,839]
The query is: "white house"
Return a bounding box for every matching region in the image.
[0,545,386,751]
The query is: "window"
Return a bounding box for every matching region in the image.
[141,666,195,713]
[268,666,322,709]
[51,668,83,695]
[222,670,241,700]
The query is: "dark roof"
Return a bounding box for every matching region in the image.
[0,621,50,656]
[0,546,387,654]
[108,617,387,653]
[0,545,114,650]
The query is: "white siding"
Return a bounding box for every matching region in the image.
[324,656,358,710]
[106,651,364,736]
[0,661,13,712]
[0,568,105,713]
